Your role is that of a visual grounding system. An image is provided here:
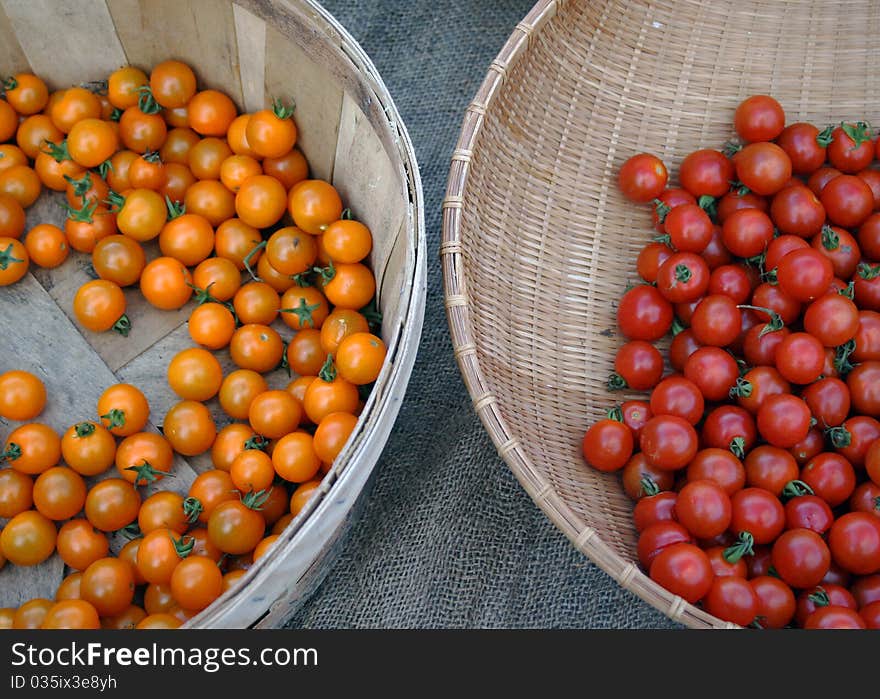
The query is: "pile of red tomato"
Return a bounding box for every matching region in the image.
[583,95,880,628]
[0,61,386,629]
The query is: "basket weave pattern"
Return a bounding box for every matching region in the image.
[442,0,880,628]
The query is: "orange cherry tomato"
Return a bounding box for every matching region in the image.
[192,256,241,301]
[227,114,256,156]
[290,479,322,516]
[303,376,359,424]
[233,281,280,325]
[25,223,69,268]
[287,328,325,376]
[0,510,56,565]
[188,527,223,562]
[0,99,15,141]
[280,285,329,330]
[160,127,200,164]
[119,106,167,153]
[34,142,85,191]
[128,152,167,190]
[143,582,175,614]
[215,218,262,270]
[265,226,317,276]
[164,105,189,128]
[223,568,247,591]
[188,469,237,522]
[158,213,214,266]
[256,253,296,292]
[51,87,102,133]
[248,390,302,439]
[4,73,48,115]
[218,369,268,421]
[139,491,188,535]
[0,164,41,207]
[64,208,117,254]
[220,154,262,192]
[55,571,84,600]
[101,604,147,630]
[61,421,116,476]
[16,114,62,159]
[322,219,372,263]
[0,369,46,420]
[161,162,197,203]
[115,431,174,485]
[229,323,284,373]
[262,148,309,190]
[136,613,181,629]
[246,101,297,159]
[171,555,223,611]
[0,468,33,518]
[106,150,138,191]
[187,90,237,136]
[56,519,108,570]
[235,174,287,228]
[3,423,61,475]
[167,347,223,401]
[207,497,265,555]
[72,279,127,333]
[97,383,149,437]
[189,302,236,349]
[0,193,25,239]
[272,432,320,483]
[336,332,386,385]
[211,423,258,473]
[92,234,146,286]
[188,136,232,180]
[117,188,167,241]
[0,144,29,174]
[323,262,376,309]
[67,118,119,168]
[42,600,101,629]
[118,537,147,585]
[184,179,235,226]
[288,179,342,234]
[33,466,87,521]
[230,449,275,493]
[163,400,216,456]
[320,308,369,355]
[253,534,279,562]
[81,557,135,616]
[65,170,109,208]
[84,478,140,532]
[12,599,53,629]
[286,376,316,411]
[150,60,197,109]
[136,528,189,585]
[108,66,149,110]
[140,256,193,310]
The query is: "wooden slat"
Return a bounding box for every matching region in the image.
[107,0,244,106]
[0,0,126,89]
[232,2,266,113]
[0,2,29,75]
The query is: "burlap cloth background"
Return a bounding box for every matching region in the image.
[287,0,678,629]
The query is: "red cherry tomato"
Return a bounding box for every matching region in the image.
[618,153,668,202]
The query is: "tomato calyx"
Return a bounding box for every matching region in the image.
[737,304,783,337]
[672,263,692,286]
[74,421,96,438]
[97,159,114,179]
[119,522,141,540]
[360,299,383,332]
[101,408,127,431]
[825,424,852,449]
[821,225,840,251]
[722,140,742,158]
[728,376,752,399]
[729,436,746,459]
[839,281,855,300]
[0,442,21,462]
[142,150,162,164]
[807,587,831,607]
[41,139,73,163]
[816,125,834,147]
[840,121,873,149]
[0,242,24,271]
[171,533,195,559]
[136,86,161,115]
[340,208,353,221]
[2,76,18,92]
[313,260,336,285]
[292,272,312,287]
[240,489,271,512]
[271,97,296,120]
[640,476,660,497]
[66,172,97,203]
[109,107,123,122]
[670,317,685,336]
[749,616,766,630]
[723,531,755,563]
[125,461,172,487]
[165,195,184,221]
[280,297,321,328]
[62,198,98,223]
[318,354,337,382]
[858,262,880,280]
[104,190,125,213]
[606,373,627,391]
[834,339,856,376]
[244,435,269,452]
[729,180,751,197]
[697,194,717,219]
[781,479,814,500]
[652,199,671,224]
[113,314,132,337]
[606,406,624,422]
[242,240,267,282]
[182,497,203,524]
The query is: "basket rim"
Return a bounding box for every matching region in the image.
[440,0,734,630]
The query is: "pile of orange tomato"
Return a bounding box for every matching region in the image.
[0,60,387,629]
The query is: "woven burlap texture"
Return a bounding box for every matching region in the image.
[286,0,676,629]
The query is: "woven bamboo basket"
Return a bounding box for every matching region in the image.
[0,0,425,628]
[442,0,880,628]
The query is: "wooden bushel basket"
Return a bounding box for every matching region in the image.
[0,0,425,628]
[442,0,880,628]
